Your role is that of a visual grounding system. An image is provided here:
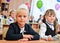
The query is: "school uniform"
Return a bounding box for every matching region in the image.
[5,22,40,40]
[6,17,15,24]
[39,21,56,39]
[0,14,7,19]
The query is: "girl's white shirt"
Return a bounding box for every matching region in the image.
[39,22,54,39]
[6,17,15,25]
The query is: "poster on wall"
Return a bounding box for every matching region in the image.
[30,0,60,24]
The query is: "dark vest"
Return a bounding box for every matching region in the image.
[45,23,56,37]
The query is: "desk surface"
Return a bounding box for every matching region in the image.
[0,40,59,43]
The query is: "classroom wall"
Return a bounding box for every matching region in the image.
[30,0,60,24]
[1,0,31,11]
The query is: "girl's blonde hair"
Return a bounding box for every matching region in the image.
[9,10,16,16]
[16,4,29,16]
[45,9,56,16]
[16,8,29,16]
[42,9,59,33]
[15,7,29,23]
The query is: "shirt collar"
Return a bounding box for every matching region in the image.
[46,21,54,26]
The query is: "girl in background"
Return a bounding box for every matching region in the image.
[39,9,59,41]
[5,4,39,40]
[6,10,16,25]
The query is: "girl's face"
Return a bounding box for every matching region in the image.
[10,11,15,18]
[45,14,56,23]
[16,9,28,27]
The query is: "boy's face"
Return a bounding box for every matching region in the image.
[16,9,28,26]
[45,14,56,23]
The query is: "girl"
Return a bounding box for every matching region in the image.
[39,9,59,41]
[5,4,39,40]
[6,10,16,24]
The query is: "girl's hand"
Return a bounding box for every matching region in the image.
[48,35,53,41]
[20,38,28,41]
[23,35,34,40]
[45,35,53,41]
[48,37,54,41]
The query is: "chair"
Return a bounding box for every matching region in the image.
[2,24,9,39]
[0,29,3,40]
[32,23,40,33]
